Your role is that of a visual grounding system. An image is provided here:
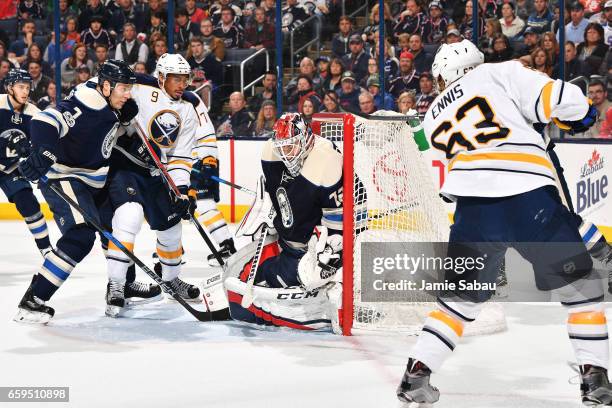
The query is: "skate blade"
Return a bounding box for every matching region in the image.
[163,292,202,303]
[125,292,164,307]
[105,305,124,318]
[397,388,440,405]
[13,308,51,324]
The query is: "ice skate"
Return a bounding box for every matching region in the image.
[207,238,237,267]
[397,359,440,405]
[124,281,162,306]
[105,279,125,318]
[581,365,612,407]
[14,276,55,324]
[165,276,201,302]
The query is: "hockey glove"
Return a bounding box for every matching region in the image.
[553,101,598,135]
[5,130,31,158]
[118,98,139,125]
[191,156,220,201]
[173,186,197,220]
[18,147,56,182]
[134,137,161,168]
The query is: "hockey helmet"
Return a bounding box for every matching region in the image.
[5,69,32,93]
[98,59,136,88]
[431,39,483,92]
[272,113,315,177]
[155,53,193,85]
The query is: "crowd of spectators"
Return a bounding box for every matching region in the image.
[0,0,609,137]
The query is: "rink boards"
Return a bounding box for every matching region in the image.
[0,138,610,240]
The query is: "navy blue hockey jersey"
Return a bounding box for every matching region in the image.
[261,136,343,250]
[0,94,39,174]
[30,82,120,188]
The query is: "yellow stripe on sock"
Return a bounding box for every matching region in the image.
[429,310,464,337]
[568,311,607,325]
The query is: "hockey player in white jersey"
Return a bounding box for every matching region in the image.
[103,53,209,316]
[396,40,611,406]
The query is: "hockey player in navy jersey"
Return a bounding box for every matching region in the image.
[396,40,612,406]
[223,113,346,331]
[0,69,51,257]
[14,60,138,324]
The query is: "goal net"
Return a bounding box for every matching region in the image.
[311,112,506,336]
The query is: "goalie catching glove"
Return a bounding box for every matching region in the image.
[235,175,276,239]
[297,226,342,291]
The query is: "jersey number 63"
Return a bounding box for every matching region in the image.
[430,96,510,159]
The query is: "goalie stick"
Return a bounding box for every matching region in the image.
[40,177,229,322]
[240,225,268,308]
[132,122,226,267]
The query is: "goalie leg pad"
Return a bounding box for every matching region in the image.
[201,271,229,312]
[226,235,280,282]
[224,277,331,330]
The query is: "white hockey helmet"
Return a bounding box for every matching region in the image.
[272,113,315,177]
[155,53,193,85]
[431,39,484,92]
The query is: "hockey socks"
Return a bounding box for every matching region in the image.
[196,198,232,244]
[156,223,183,282]
[567,309,610,370]
[106,203,143,283]
[35,249,76,301]
[12,190,51,253]
[410,300,483,372]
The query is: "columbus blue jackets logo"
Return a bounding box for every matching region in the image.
[276,187,294,228]
[101,123,119,159]
[149,110,182,148]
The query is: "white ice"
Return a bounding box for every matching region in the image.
[0,220,599,408]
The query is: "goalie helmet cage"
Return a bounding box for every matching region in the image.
[311,112,506,336]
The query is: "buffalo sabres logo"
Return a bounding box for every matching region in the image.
[149,110,182,148]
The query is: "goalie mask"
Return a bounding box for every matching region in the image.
[272,113,315,177]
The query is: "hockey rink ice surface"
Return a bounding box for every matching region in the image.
[0,220,605,408]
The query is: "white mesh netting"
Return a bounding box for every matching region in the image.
[313,112,506,336]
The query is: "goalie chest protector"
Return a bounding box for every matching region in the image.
[261,136,343,249]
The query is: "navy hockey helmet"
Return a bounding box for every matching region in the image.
[5,69,32,91]
[98,59,136,89]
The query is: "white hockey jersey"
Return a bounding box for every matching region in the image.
[190,95,217,162]
[129,78,200,187]
[423,60,589,199]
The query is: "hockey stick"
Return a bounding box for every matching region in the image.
[210,175,256,196]
[190,169,256,196]
[132,122,226,267]
[40,177,229,322]
[240,225,268,308]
